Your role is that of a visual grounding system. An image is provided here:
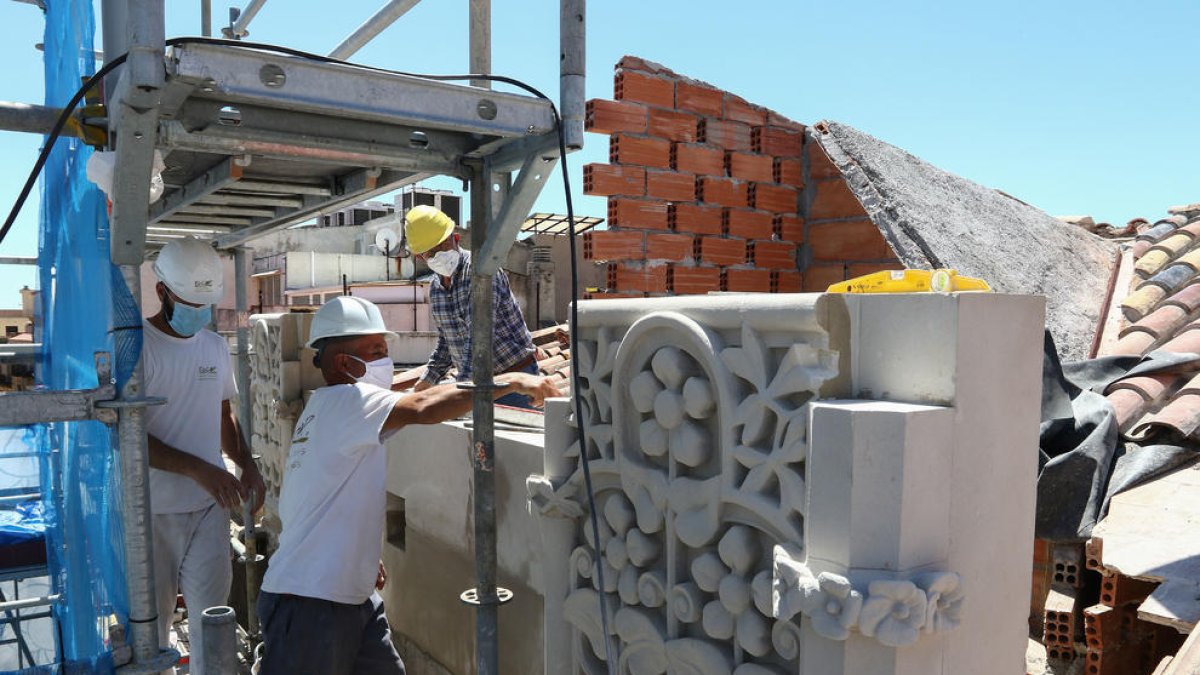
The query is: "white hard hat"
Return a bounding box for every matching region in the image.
[306,296,399,349]
[153,236,224,305]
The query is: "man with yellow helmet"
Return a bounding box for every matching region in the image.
[403,205,540,407]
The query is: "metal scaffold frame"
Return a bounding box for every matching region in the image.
[0,0,585,672]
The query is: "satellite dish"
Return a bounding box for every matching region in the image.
[374,227,402,256]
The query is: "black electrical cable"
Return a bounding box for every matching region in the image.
[2,35,618,672]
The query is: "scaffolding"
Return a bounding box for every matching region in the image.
[0,0,585,671]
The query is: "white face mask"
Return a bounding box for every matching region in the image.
[346,355,394,390]
[426,249,461,276]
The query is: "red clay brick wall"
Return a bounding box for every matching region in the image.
[583,56,901,296]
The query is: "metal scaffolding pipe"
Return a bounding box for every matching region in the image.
[468,161,499,675]
[468,0,490,89]
[328,0,421,61]
[200,606,239,675]
[228,0,267,38]
[0,256,38,265]
[115,265,166,665]
[201,0,212,36]
[0,101,63,136]
[232,246,260,637]
[559,0,585,150]
[0,594,61,613]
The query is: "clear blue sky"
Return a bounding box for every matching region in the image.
[1,0,1198,308]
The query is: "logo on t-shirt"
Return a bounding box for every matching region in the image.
[198,366,218,380]
[292,414,315,444]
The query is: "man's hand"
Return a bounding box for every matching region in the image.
[191,462,247,509]
[240,463,267,514]
[375,560,387,591]
[498,373,561,408]
[413,379,433,392]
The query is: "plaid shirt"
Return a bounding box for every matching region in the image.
[422,250,535,384]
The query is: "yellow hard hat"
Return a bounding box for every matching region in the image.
[404,205,456,255]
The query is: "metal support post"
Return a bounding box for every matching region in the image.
[328,0,422,60]
[232,247,260,638]
[468,0,490,89]
[467,160,500,675]
[201,0,212,36]
[199,606,238,675]
[0,101,63,136]
[114,265,170,668]
[559,0,585,150]
[225,0,267,39]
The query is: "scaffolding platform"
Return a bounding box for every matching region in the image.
[140,42,559,251]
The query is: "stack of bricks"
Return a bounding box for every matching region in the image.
[581,56,904,297]
[1078,536,1186,674]
[582,57,804,297]
[1041,542,1085,663]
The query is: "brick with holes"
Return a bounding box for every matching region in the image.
[772,269,802,293]
[696,237,747,266]
[695,176,749,208]
[669,203,724,235]
[774,157,803,186]
[668,264,720,295]
[675,81,723,117]
[723,209,774,240]
[610,134,671,169]
[726,151,774,183]
[582,230,645,262]
[748,240,797,269]
[722,267,772,292]
[606,262,668,293]
[614,69,674,108]
[583,164,645,197]
[774,214,805,242]
[648,108,700,143]
[646,233,695,262]
[723,94,767,126]
[646,170,698,202]
[671,143,725,177]
[585,99,648,135]
[752,125,804,157]
[749,182,799,214]
[698,118,753,152]
[608,197,670,230]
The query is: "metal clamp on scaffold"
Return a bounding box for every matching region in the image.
[459,587,514,607]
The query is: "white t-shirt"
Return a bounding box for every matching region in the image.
[143,321,237,514]
[261,383,403,605]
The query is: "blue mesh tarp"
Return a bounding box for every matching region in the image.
[36,0,130,671]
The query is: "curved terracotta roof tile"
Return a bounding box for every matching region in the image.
[1106,388,1149,430]
[1135,249,1172,277]
[1131,239,1153,259]
[1121,285,1168,321]
[1163,283,1200,312]
[1105,373,1181,400]
[1129,392,1200,440]
[1181,220,1200,239]
[1179,371,1200,396]
[1121,304,1189,340]
[1176,248,1200,272]
[1137,221,1178,243]
[1111,329,1157,356]
[1150,233,1194,257]
[1159,325,1200,355]
[1146,264,1194,293]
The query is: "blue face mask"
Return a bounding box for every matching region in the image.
[167,298,212,337]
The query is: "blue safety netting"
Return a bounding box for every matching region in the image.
[33,0,130,672]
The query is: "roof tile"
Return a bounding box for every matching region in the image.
[1163,283,1200,312]
[1120,304,1189,340]
[1105,373,1180,400]
[1121,285,1168,321]
[1150,232,1194,257]
[1135,249,1173,277]
[1111,330,1158,356]
[1179,371,1200,396]
[1129,392,1200,440]
[1131,239,1153,259]
[1136,221,1178,242]
[1106,388,1149,431]
[1159,325,1200,355]
[1146,264,1194,293]
[1180,220,1200,239]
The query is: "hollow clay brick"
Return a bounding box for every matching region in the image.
[646,170,698,202]
[585,99,648,135]
[668,265,721,295]
[672,143,726,177]
[696,176,750,208]
[615,70,674,109]
[675,81,723,117]
[610,134,671,169]
[696,237,747,266]
[723,208,774,240]
[583,230,645,262]
[772,269,803,293]
[808,219,890,260]
[669,203,724,235]
[607,262,668,293]
[608,197,670,230]
[749,182,800,213]
[648,108,700,143]
[698,118,753,152]
[774,157,803,186]
[726,152,775,183]
[774,214,805,242]
[646,233,695,262]
[583,164,645,197]
[748,240,797,269]
[723,94,768,126]
[752,125,804,157]
[723,267,772,292]
[803,263,847,291]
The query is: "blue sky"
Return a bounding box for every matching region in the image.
[1,0,1198,308]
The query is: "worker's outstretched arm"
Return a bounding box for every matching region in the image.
[384,372,559,433]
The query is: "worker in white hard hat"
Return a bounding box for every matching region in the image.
[255,295,557,675]
[404,205,542,408]
[142,236,265,674]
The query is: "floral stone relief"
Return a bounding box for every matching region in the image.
[540,310,845,673]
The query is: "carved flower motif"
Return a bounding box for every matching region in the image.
[796,572,863,641]
[629,347,715,469]
[691,526,775,657]
[575,327,620,426]
[917,571,965,633]
[858,580,928,647]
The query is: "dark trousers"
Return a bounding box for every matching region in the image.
[256,591,405,675]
